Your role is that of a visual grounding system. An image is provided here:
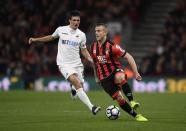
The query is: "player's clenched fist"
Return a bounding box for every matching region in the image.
[28,38,35,44]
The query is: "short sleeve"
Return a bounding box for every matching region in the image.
[80,33,86,48]
[112,44,126,57]
[52,27,60,38]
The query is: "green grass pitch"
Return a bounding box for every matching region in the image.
[0,91,186,131]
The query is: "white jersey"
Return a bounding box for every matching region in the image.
[52,25,86,67]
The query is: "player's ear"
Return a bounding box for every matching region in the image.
[69,18,71,23]
[68,16,73,23]
[104,28,108,35]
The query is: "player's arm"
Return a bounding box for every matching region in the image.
[29,27,60,44]
[80,34,94,63]
[28,35,57,44]
[123,52,142,81]
[81,48,100,83]
[113,44,142,81]
[81,48,93,63]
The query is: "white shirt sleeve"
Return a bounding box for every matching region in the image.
[80,33,86,48]
[52,27,60,38]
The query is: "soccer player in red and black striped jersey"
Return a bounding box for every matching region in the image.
[90,23,148,121]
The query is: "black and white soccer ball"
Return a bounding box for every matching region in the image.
[106,105,120,120]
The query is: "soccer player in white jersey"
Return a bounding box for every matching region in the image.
[28,10,101,115]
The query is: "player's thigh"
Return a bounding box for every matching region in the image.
[58,66,77,80]
[75,66,84,83]
[67,74,82,89]
[58,66,82,89]
[100,76,121,100]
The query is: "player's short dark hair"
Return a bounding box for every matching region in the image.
[96,23,108,28]
[68,10,81,19]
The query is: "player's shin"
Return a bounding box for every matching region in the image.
[121,82,133,101]
[121,82,140,109]
[118,99,137,117]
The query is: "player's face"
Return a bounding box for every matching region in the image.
[95,26,107,41]
[69,16,80,30]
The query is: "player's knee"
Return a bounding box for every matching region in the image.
[74,82,82,89]
[114,72,126,84]
[68,75,82,89]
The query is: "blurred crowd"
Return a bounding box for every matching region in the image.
[140,0,186,76]
[0,0,145,82]
[1,0,185,90]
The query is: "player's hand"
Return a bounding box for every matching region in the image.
[134,73,142,81]
[28,38,35,44]
[95,77,100,84]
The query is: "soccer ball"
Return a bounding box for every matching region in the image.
[106,105,120,120]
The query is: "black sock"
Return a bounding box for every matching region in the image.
[122,83,133,101]
[119,102,137,117]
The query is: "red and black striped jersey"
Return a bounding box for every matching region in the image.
[90,40,126,81]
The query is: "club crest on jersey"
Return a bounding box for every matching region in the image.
[93,50,96,54]
[97,55,107,63]
[106,50,109,54]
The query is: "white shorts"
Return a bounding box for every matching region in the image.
[58,65,84,83]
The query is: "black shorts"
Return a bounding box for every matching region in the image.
[100,69,125,99]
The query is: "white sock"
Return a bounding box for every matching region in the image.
[76,88,93,111]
